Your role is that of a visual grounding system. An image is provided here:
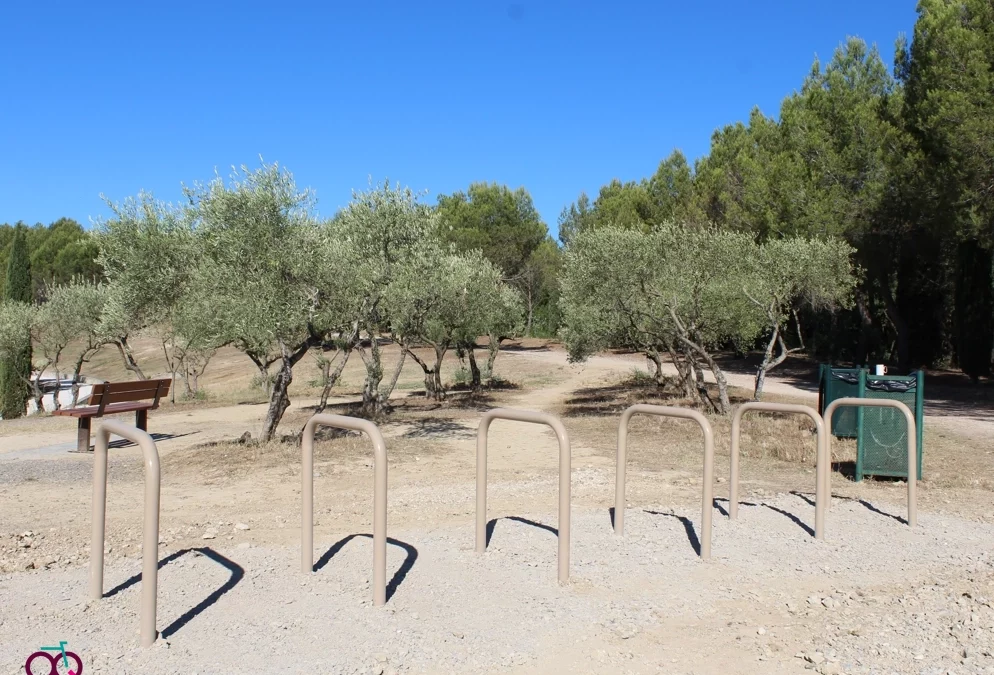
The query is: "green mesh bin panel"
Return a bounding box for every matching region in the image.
[858,375,922,479]
[822,368,862,438]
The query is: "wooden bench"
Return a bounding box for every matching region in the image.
[52,379,171,453]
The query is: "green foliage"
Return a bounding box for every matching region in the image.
[561,225,857,408]
[4,226,32,304]
[0,227,32,417]
[437,182,546,278]
[900,0,994,374]
[97,193,196,341]
[0,219,102,301]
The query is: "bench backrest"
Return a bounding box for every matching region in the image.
[89,379,171,414]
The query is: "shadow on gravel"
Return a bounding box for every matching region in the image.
[314,534,418,602]
[711,498,757,518]
[485,516,558,547]
[789,490,907,525]
[761,504,815,537]
[92,432,197,452]
[399,417,475,440]
[104,547,244,639]
[643,510,701,556]
[713,496,815,537]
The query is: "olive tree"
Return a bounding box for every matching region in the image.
[475,283,525,388]
[561,225,762,414]
[184,163,337,441]
[40,280,108,407]
[96,193,196,380]
[327,182,440,415]
[387,248,507,399]
[744,236,857,399]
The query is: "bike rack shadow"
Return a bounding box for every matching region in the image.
[314,534,418,602]
[788,490,906,525]
[643,510,701,556]
[712,498,757,518]
[103,547,243,639]
[102,432,197,451]
[713,497,814,536]
[485,516,558,548]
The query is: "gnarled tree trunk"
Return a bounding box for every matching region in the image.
[406,342,448,401]
[260,341,311,442]
[468,348,482,390]
[113,336,147,380]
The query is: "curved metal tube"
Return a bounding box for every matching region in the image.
[729,402,825,530]
[820,398,917,538]
[476,408,571,583]
[301,414,388,606]
[89,419,161,648]
[615,404,715,560]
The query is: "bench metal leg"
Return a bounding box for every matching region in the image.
[78,417,92,453]
[136,409,148,432]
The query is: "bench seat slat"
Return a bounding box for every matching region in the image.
[53,401,157,418]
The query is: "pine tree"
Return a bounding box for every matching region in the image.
[0,226,33,418]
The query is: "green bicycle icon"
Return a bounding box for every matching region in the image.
[24,641,83,675]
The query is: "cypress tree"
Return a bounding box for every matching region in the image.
[0,226,33,418]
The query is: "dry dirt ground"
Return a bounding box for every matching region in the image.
[1,340,992,675]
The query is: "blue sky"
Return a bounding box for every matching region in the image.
[1,1,918,239]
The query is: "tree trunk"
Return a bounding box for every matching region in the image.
[468,347,482,390]
[754,326,779,401]
[113,336,147,380]
[668,344,696,399]
[316,348,352,414]
[377,348,407,407]
[359,335,385,417]
[248,352,274,398]
[645,349,665,387]
[526,288,534,337]
[30,370,45,414]
[161,338,180,404]
[486,334,503,380]
[52,363,63,411]
[70,353,87,407]
[184,369,197,397]
[695,348,730,414]
[260,341,311,442]
[406,342,447,401]
[879,281,909,370]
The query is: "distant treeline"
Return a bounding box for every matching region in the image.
[558,0,994,379]
[0,219,102,300]
[3,0,991,381]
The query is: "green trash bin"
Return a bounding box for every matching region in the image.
[818,366,925,481]
[857,370,924,481]
[818,365,862,438]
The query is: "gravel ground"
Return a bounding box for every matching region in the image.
[3,491,993,675]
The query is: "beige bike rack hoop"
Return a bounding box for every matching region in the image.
[89,420,161,647]
[820,398,917,537]
[729,402,826,537]
[476,408,572,584]
[301,414,388,606]
[614,404,715,560]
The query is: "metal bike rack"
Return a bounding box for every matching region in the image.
[301,413,389,606]
[614,404,715,560]
[476,408,572,583]
[729,402,826,537]
[820,398,917,536]
[89,420,161,647]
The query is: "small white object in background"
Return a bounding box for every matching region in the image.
[874,364,887,376]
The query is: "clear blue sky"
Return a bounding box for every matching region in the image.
[1,1,917,239]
